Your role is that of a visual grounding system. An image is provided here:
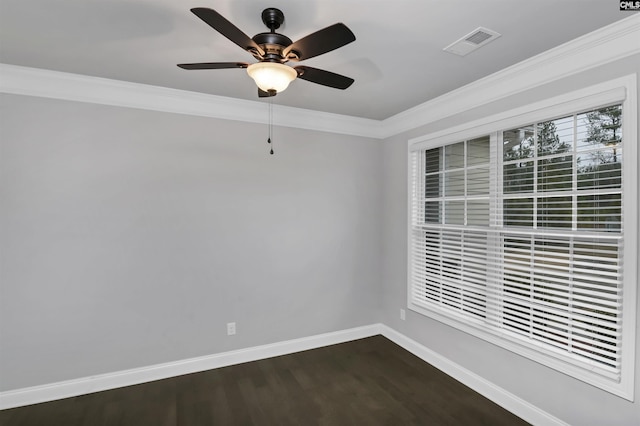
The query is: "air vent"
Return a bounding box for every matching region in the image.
[466,29,493,45]
[443,27,501,56]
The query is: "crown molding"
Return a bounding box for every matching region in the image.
[0,63,382,139]
[380,13,640,138]
[1,15,638,140]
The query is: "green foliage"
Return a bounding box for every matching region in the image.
[585,105,622,147]
[538,120,570,156]
[580,105,622,169]
[502,106,622,230]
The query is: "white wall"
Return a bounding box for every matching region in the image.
[0,94,383,391]
[380,54,640,426]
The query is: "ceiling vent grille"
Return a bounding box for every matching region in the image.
[443,27,501,56]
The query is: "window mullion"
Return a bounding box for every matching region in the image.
[533,123,538,229]
[572,113,578,231]
[439,151,444,307]
[569,113,578,354]
[529,123,539,341]
[487,132,501,329]
[462,141,467,314]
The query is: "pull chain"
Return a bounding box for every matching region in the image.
[267,98,274,155]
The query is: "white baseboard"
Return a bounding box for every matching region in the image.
[1,323,566,426]
[0,324,382,410]
[379,325,568,426]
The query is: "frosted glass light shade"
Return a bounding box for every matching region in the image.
[247,62,297,93]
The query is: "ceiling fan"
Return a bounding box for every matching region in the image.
[178,7,356,97]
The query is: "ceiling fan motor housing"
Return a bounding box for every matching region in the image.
[252,32,293,62]
[253,9,299,62]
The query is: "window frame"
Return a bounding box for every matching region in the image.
[407,75,637,400]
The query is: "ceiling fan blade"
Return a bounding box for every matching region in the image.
[295,66,354,89]
[283,23,355,61]
[177,62,249,70]
[191,8,265,57]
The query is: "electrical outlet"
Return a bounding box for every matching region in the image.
[400,309,406,321]
[227,322,236,335]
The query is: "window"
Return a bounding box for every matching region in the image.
[408,77,637,400]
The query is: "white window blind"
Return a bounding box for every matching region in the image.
[409,98,635,397]
[411,136,494,323]
[499,107,623,378]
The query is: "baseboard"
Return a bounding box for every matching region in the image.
[1,323,567,425]
[379,325,568,426]
[0,324,382,410]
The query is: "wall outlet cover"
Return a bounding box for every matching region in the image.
[227,322,236,335]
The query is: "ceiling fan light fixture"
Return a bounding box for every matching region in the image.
[247,62,297,94]
[179,8,355,97]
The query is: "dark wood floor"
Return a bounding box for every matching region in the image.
[0,336,529,426]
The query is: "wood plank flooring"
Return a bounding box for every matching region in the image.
[0,336,529,425]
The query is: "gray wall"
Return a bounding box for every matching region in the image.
[2,53,639,424]
[0,94,382,390]
[380,54,640,425]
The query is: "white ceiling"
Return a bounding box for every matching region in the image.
[0,0,634,120]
